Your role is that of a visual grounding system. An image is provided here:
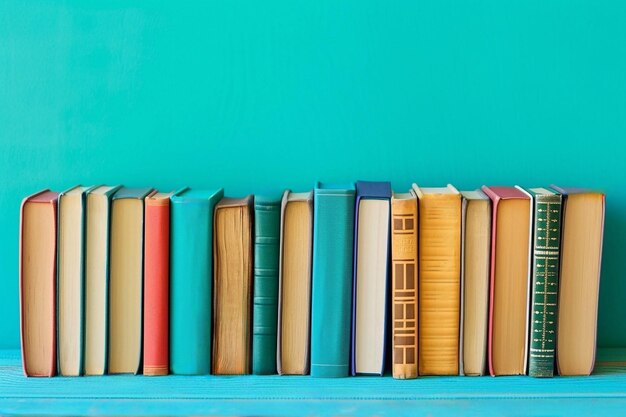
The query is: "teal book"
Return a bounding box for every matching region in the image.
[84,185,122,376]
[252,194,282,375]
[310,182,356,378]
[527,188,562,378]
[170,188,224,375]
[57,185,94,376]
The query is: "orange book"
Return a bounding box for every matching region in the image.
[412,184,461,375]
[143,190,174,376]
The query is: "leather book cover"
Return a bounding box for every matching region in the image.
[143,189,179,376]
[310,182,355,378]
[169,188,224,375]
[20,189,59,377]
[350,181,391,376]
[252,193,282,375]
[390,190,419,379]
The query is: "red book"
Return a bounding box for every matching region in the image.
[143,190,173,376]
[481,186,532,376]
[19,190,59,377]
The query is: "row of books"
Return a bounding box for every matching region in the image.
[19,182,605,378]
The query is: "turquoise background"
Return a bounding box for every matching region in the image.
[1,0,625,350]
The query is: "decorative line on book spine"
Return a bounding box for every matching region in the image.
[529,197,562,378]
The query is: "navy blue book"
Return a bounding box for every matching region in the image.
[350,181,392,376]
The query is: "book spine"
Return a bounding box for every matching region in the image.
[170,200,212,375]
[310,188,355,378]
[252,201,280,375]
[418,194,461,375]
[143,200,170,376]
[528,194,562,377]
[391,197,418,379]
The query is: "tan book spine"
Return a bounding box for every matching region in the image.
[417,191,461,375]
[391,194,418,379]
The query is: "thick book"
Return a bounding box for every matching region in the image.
[525,188,562,378]
[170,188,224,375]
[84,185,121,375]
[143,189,177,376]
[459,190,491,376]
[552,185,605,376]
[277,191,313,375]
[20,190,59,377]
[390,190,419,380]
[310,183,355,378]
[351,181,391,376]
[252,194,281,375]
[412,184,461,376]
[108,187,153,374]
[482,186,532,376]
[213,196,254,375]
[57,185,92,376]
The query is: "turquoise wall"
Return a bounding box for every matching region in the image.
[1,0,625,349]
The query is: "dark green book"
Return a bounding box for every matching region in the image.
[527,187,562,377]
[252,194,282,374]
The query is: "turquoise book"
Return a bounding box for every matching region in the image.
[252,194,282,375]
[170,188,224,375]
[310,182,356,378]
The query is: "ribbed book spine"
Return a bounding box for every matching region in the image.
[252,199,281,375]
[528,194,562,377]
[391,196,418,379]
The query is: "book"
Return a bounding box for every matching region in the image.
[481,186,532,376]
[552,186,605,376]
[525,188,563,378]
[390,190,418,380]
[459,190,491,376]
[108,187,153,374]
[84,185,121,375]
[213,195,254,375]
[252,194,281,375]
[277,191,313,375]
[143,189,177,376]
[351,181,391,376]
[411,184,461,376]
[310,183,355,378]
[169,188,223,375]
[20,190,59,377]
[57,185,92,376]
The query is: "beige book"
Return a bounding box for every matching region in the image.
[277,191,313,375]
[459,190,491,376]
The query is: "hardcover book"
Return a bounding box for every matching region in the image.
[459,190,491,376]
[481,186,532,376]
[108,187,153,374]
[277,191,313,375]
[20,190,59,377]
[57,185,92,376]
[213,196,254,375]
[84,185,121,375]
[552,186,605,376]
[412,184,461,376]
[143,189,177,376]
[390,190,419,380]
[310,183,355,378]
[525,188,562,378]
[351,181,391,376]
[252,194,282,375]
[170,188,224,375]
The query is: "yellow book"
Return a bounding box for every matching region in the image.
[412,184,461,375]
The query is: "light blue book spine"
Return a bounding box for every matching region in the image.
[170,189,224,375]
[310,183,356,378]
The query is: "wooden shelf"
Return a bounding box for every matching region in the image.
[1,349,625,416]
